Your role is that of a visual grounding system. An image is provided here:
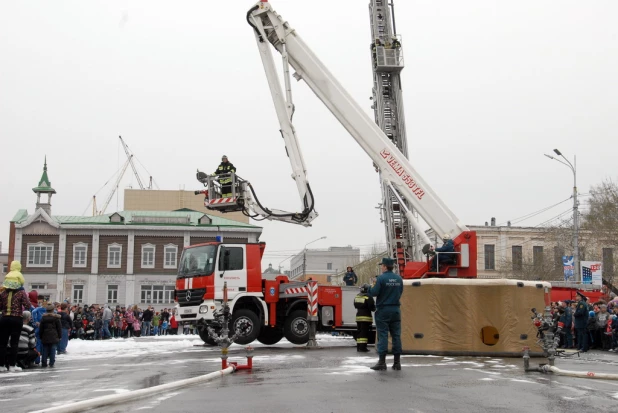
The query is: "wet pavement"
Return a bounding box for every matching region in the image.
[2,335,618,412]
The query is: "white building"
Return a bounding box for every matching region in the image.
[8,160,262,309]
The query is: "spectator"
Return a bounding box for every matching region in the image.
[596,304,611,350]
[39,304,62,368]
[102,304,113,340]
[27,290,39,311]
[57,303,72,354]
[161,318,168,336]
[559,301,573,348]
[31,300,46,363]
[0,265,31,372]
[141,306,154,337]
[94,313,103,340]
[169,314,178,335]
[152,312,160,336]
[343,267,358,286]
[15,311,38,369]
[587,310,597,349]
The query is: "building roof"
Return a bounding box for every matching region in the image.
[32,157,56,194]
[12,209,259,229]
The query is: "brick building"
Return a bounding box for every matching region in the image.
[8,160,262,309]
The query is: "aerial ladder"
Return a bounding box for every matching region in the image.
[197,0,477,278]
[368,0,421,268]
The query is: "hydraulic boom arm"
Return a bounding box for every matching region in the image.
[247,1,468,240]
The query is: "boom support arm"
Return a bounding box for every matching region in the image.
[248,1,468,239]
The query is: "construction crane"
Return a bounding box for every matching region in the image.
[368,0,420,269]
[93,155,133,215]
[119,135,145,190]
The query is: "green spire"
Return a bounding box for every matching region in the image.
[32,156,56,194]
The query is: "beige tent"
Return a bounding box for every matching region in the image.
[394,279,550,357]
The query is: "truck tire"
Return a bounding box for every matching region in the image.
[257,326,284,345]
[284,310,309,345]
[198,327,217,346]
[231,309,261,345]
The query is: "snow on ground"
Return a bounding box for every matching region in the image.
[56,333,355,361]
[61,337,203,361]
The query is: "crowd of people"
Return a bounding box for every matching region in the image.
[550,292,618,352]
[1,260,199,373]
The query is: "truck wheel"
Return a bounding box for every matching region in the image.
[284,310,309,345]
[257,326,284,345]
[198,327,217,346]
[231,309,261,345]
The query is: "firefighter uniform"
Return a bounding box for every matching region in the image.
[214,156,236,197]
[354,289,375,352]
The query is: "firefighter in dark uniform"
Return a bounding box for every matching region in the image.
[364,257,403,371]
[354,284,375,352]
[214,155,236,197]
[573,291,589,352]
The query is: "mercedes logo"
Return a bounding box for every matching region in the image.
[186,290,192,302]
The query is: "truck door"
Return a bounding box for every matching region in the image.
[214,244,248,299]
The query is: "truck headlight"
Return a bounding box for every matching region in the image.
[199,305,209,314]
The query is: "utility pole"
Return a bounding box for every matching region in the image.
[545,149,579,282]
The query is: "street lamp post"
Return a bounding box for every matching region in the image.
[544,149,579,282]
[302,236,327,281]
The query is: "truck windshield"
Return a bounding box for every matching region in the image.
[177,245,216,278]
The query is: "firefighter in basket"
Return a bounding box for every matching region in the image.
[354,284,376,352]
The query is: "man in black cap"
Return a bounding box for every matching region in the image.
[363,257,403,371]
[574,292,589,352]
[214,155,236,197]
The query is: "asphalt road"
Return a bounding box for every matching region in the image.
[2,335,618,413]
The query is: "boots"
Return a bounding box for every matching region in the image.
[392,354,401,370]
[357,344,370,353]
[370,354,387,371]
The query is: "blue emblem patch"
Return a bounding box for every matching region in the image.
[269,287,276,296]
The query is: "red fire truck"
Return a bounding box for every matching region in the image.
[175,240,355,345]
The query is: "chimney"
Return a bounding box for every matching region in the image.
[507,221,511,227]
[491,217,496,226]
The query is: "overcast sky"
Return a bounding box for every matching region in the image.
[1,1,616,272]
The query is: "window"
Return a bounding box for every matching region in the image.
[73,243,88,268]
[512,246,523,272]
[27,243,54,267]
[164,244,178,269]
[72,285,84,304]
[533,246,544,270]
[164,286,174,303]
[484,244,495,270]
[107,285,118,304]
[603,248,614,276]
[107,243,122,268]
[218,247,244,271]
[141,244,156,269]
[141,285,174,304]
[31,283,47,290]
[327,263,333,270]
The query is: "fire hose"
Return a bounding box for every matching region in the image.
[539,364,618,380]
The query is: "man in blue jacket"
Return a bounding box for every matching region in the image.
[364,257,403,371]
[573,292,589,352]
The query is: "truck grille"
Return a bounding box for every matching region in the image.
[176,288,206,307]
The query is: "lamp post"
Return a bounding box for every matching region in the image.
[544,149,579,282]
[278,254,296,274]
[302,236,327,281]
